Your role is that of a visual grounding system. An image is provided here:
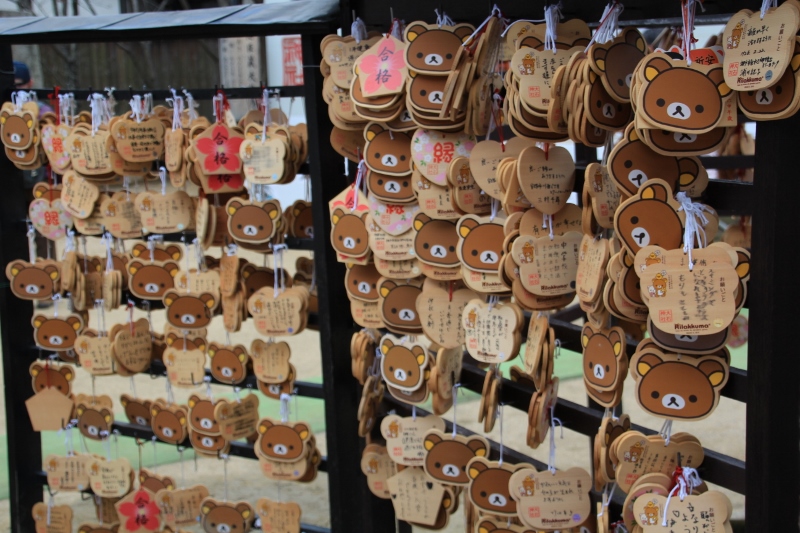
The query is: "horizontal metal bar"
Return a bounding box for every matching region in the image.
[699,155,754,170]
[29,85,306,101]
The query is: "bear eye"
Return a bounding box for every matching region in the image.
[138,282,144,287]
[630,216,639,224]
[446,53,452,59]
[435,462,441,468]
[617,104,623,111]
[747,91,755,96]
[420,89,427,96]
[237,224,242,229]
[18,283,23,288]
[651,391,660,399]
[289,445,294,449]
[695,105,704,113]
[624,160,632,169]
[417,52,423,58]
[480,491,487,497]
[43,335,48,340]
[471,250,478,256]
[174,314,180,318]
[196,314,201,318]
[160,283,165,287]
[377,179,384,185]
[374,152,381,159]
[617,78,624,86]
[389,366,394,371]
[391,308,397,314]
[449,246,455,252]
[353,280,358,285]
[656,98,665,107]
[267,443,273,448]
[605,365,610,372]
[356,238,361,243]
[776,86,783,95]
[338,236,343,241]
[689,395,698,403]
[423,243,429,249]
[400,155,406,161]
[596,100,602,108]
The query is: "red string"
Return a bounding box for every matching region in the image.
[128,301,135,335]
[449,281,453,302]
[544,143,550,160]
[671,465,684,488]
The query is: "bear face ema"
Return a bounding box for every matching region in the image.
[6,261,59,300]
[227,199,281,243]
[591,28,647,102]
[645,126,729,156]
[139,470,174,493]
[424,434,488,484]
[30,362,73,395]
[345,263,381,301]
[380,338,426,390]
[291,203,314,238]
[738,40,800,118]
[468,461,516,514]
[367,169,415,203]
[379,280,422,329]
[331,208,370,256]
[120,394,152,427]
[76,404,112,440]
[586,72,631,130]
[201,501,253,533]
[150,404,187,444]
[408,73,448,112]
[413,214,460,267]
[641,56,730,132]
[609,127,700,196]
[581,325,625,390]
[614,180,683,255]
[190,429,228,455]
[32,315,83,350]
[635,354,726,420]
[256,420,310,461]
[0,109,35,149]
[130,243,182,262]
[363,122,412,176]
[405,23,474,73]
[163,290,216,328]
[457,218,505,273]
[127,261,179,299]
[188,395,220,434]
[208,344,248,383]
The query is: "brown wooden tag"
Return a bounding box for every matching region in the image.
[215,394,260,442]
[255,498,302,533]
[361,445,396,499]
[387,466,446,527]
[513,232,582,295]
[469,137,535,200]
[576,234,609,303]
[380,414,446,466]
[174,269,220,295]
[27,387,75,431]
[111,118,165,162]
[374,258,420,278]
[136,191,194,234]
[614,432,704,493]
[101,192,143,239]
[517,145,576,214]
[240,139,286,185]
[41,123,73,172]
[32,502,73,533]
[61,171,100,220]
[251,340,291,383]
[66,129,113,176]
[87,457,132,498]
[462,299,521,364]
[113,319,152,373]
[248,287,307,336]
[164,348,205,388]
[155,485,209,528]
[351,299,386,328]
[634,491,731,531]
[410,129,477,186]
[416,279,476,349]
[76,335,114,375]
[509,467,592,529]
[44,454,91,492]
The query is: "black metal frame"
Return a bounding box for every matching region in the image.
[1,1,798,532]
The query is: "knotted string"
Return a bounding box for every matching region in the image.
[435,8,455,27]
[662,467,702,526]
[547,403,563,474]
[584,1,624,52]
[676,192,712,271]
[351,16,368,43]
[543,3,564,54]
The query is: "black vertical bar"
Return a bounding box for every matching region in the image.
[747,119,799,530]
[0,43,43,533]
[301,33,402,533]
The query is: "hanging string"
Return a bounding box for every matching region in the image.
[351,14,368,43]
[490,198,499,222]
[167,89,184,132]
[547,403,564,474]
[178,447,185,489]
[27,222,37,263]
[129,94,144,123]
[273,244,288,298]
[204,375,214,401]
[451,383,462,437]
[88,93,106,136]
[543,3,564,54]
[434,8,455,27]
[129,376,137,399]
[261,88,270,144]
[280,393,292,423]
[11,90,33,111]
[497,404,505,465]
[105,87,117,116]
[660,419,674,446]
[351,159,367,212]
[542,213,555,240]
[212,93,225,124]
[183,90,199,122]
[680,0,705,64]
[597,481,616,517]
[463,5,507,47]
[501,17,547,37]
[661,467,701,525]
[584,1,624,52]
[761,0,776,18]
[676,192,712,271]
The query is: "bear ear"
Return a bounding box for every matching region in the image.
[413,212,431,231]
[644,56,672,82]
[331,207,346,225]
[238,351,247,362]
[241,263,257,278]
[380,337,394,354]
[678,158,699,187]
[30,362,43,377]
[408,69,418,79]
[636,352,664,377]
[165,332,178,346]
[477,521,496,533]
[200,292,216,308]
[698,359,727,388]
[625,28,646,52]
[165,245,182,260]
[467,459,488,479]
[365,121,386,142]
[163,290,180,307]
[32,315,48,328]
[127,260,144,275]
[792,47,800,72]
[7,261,26,277]
[131,243,147,257]
[207,343,218,357]
[201,500,217,515]
[458,217,480,238]
[581,324,594,348]
[735,251,751,280]
[78,526,94,533]
[163,261,180,277]
[0,109,10,123]
[188,394,201,408]
[588,69,598,84]
[412,346,426,366]
[259,419,274,434]
[608,330,623,356]
[706,66,732,97]
[43,264,60,280]
[640,180,671,202]
[76,403,87,416]
[467,437,488,456]
[120,394,130,407]
[236,502,253,520]
[627,124,640,142]
[453,24,474,43]
[150,404,162,416]
[21,110,35,129]
[294,422,310,440]
[60,366,74,381]
[405,23,428,42]
[67,316,82,330]
[423,433,443,450]
[592,47,608,71]
[379,279,397,298]
[101,409,113,423]
[227,200,245,216]
[265,200,281,220]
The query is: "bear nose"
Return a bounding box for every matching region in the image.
[25,284,39,294]
[603,103,615,118]
[757,88,774,105]
[221,367,234,377]
[181,314,196,325]
[88,425,99,436]
[162,427,174,438]
[667,102,691,119]
[358,281,371,294]
[202,436,214,447]
[384,180,400,193]
[662,394,686,410]
[273,444,288,455]
[489,494,507,507]
[393,368,407,381]
[594,364,605,379]
[49,336,63,345]
[425,53,443,65]
[343,236,356,249]
[217,525,231,533]
[136,416,147,426]
[381,154,397,167]
[674,333,699,342]
[399,308,416,321]
[200,418,214,429]
[443,464,460,477]
[10,133,20,143]
[480,251,498,264]
[428,91,444,104]
[674,132,697,143]
[243,224,258,235]
[625,73,633,87]
[145,283,159,293]
[630,227,651,247]
[627,169,648,188]
[431,245,447,257]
